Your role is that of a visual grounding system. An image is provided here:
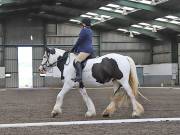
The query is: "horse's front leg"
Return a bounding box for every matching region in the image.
[79,87,96,117]
[102,80,120,117]
[51,81,74,118]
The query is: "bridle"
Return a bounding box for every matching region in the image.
[41,51,58,67]
[41,52,57,68]
[41,51,70,80]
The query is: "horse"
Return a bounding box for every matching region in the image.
[39,47,144,118]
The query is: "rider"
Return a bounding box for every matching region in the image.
[71,17,94,83]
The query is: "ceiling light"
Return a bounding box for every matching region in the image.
[99,7,112,11]
[131,31,141,35]
[101,15,111,18]
[117,28,128,32]
[114,9,123,14]
[155,18,168,22]
[165,15,179,20]
[80,15,92,18]
[123,6,135,11]
[139,22,151,26]
[106,3,120,8]
[170,20,180,25]
[86,12,99,16]
[144,27,153,30]
[69,19,81,23]
[130,0,152,5]
[131,24,143,28]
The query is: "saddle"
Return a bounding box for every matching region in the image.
[81,53,96,69]
[57,51,96,80]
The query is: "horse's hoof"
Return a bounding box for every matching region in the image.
[132,112,141,118]
[85,111,96,117]
[102,111,111,118]
[102,109,112,118]
[51,110,59,118]
[51,112,58,118]
[102,113,110,118]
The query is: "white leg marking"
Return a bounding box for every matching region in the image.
[79,88,96,117]
[122,82,138,117]
[51,81,74,117]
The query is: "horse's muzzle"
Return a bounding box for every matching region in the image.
[39,65,46,74]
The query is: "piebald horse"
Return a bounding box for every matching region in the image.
[39,48,144,118]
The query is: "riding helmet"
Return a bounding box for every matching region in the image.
[81,18,91,26]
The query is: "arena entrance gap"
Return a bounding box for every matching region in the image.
[18,47,33,88]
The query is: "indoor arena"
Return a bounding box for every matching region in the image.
[0,0,180,134]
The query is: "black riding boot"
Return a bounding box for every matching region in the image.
[72,61,82,82]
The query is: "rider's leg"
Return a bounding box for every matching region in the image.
[73,52,90,82]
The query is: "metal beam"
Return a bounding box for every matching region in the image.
[116,0,165,13]
[128,27,165,40]
[40,5,83,17]
[151,20,180,32]
[96,9,139,23]
[94,22,165,40]
[96,10,180,32]
[30,13,67,22]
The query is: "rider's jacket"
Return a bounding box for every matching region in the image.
[72,27,93,54]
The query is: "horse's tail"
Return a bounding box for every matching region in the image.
[127,56,139,97]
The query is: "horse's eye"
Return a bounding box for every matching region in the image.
[43,56,47,58]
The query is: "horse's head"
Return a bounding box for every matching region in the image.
[39,47,64,74]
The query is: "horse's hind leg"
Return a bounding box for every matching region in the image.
[79,87,96,117]
[102,80,121,117]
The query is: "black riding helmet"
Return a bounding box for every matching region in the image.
[81,18,91,26]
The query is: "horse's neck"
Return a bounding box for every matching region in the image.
[70,53,77,60]
[55,49,65,57]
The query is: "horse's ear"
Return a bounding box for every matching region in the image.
[45,47,55,54]
[45,47,50,53]
[50,48,56,54]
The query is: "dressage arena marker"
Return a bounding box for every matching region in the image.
[0,118,180,128]
[0,89,6,92]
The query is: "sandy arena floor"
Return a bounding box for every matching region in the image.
[0,87,180,134]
